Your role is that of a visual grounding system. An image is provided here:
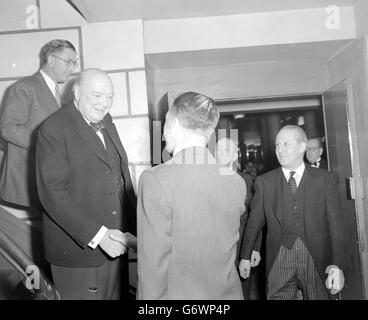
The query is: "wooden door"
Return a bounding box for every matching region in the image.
[323,80,365,299]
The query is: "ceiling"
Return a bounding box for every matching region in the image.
[69,0,358,22]
[146,40,352,69]
[67,0,357,70]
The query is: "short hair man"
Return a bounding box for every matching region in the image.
[239,125,346,300]
[0,39,77,211]
[306,137,328,169]
[36,68,137,299]
[138,92,246,299]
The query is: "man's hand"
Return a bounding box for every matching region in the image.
[99,229,128,258]
[238,259,251,279]
[325,265,345,295]
[109,231,137,253]
[250,250,261,267]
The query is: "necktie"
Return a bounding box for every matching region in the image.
[90,121,105,132]
[288,171,297,194]
[55,84,62,106]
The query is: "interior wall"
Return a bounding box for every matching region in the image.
[0,19,150,193]
[0,0,37,32]
[0,13,148,289]
[327,36,368,296]
[144,7,356,54]
[151,59,329,106]
[354,0,368,39]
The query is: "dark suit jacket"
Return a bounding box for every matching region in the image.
[36,102,136,267]
[314,158,328,170]
[0,71,60,207]
[240,165,346,280]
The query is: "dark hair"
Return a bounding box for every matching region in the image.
[39,39,76,67]
[170,91,219,133]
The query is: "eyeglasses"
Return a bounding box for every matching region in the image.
[52,55,78,68]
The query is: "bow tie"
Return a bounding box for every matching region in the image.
[311,160,319,167]
[89,121,105,132]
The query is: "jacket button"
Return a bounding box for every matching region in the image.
[112,211,117,215]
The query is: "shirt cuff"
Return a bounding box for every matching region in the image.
[88,225,108,249]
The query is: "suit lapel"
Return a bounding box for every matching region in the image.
[104,122,128,166]
[264,168,283,226]
[34,72,60,113]
[303,166,320,219]
[103,119,137,207]
[66,104,110,167]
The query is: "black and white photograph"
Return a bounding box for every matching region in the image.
[0,0,367,311]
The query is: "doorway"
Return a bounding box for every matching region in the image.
[217,96,325,176]
[217,93,364,299]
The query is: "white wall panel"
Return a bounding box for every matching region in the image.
[114,117,150,163]
[108,72,129,117]
[81,20,144,70]
[129,70,148,115]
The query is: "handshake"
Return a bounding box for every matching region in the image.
[99,229,137,258]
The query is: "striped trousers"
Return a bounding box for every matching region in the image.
[267,237,329,300]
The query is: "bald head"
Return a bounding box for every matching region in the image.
[275,125,307,170]
[73,68,114,123]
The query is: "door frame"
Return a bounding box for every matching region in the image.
[322,78,368,299]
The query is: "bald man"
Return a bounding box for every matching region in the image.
[36,69,137,299]
[239,125,346,300]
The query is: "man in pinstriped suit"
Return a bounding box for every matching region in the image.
[238,125,346,300]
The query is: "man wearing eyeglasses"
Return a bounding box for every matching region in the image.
[0,39,77,219]
[306,137,328,170]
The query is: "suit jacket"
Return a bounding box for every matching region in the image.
[137,147,246,300]
[36,102,136,267]
[240,165,346,280]
[311,158,328,170]
[0,71,60,207]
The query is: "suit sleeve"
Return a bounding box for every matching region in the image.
[36,126,102,248]
[326,172,347,271]
[137,170,172,300]
[239,176,266,260]
[1,83,33,149]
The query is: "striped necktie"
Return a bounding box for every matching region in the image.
[55,84,62,106]
[288,171,297,194]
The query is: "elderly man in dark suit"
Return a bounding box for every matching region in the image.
[138,92,246,299]
[306,137,328,169]
[36,68,137,300]
[239,125,346,300]
[0,39,77,212]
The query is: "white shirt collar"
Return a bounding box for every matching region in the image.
[40,69,57,96]
[282,162,305,186]
[310,157,321,168]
